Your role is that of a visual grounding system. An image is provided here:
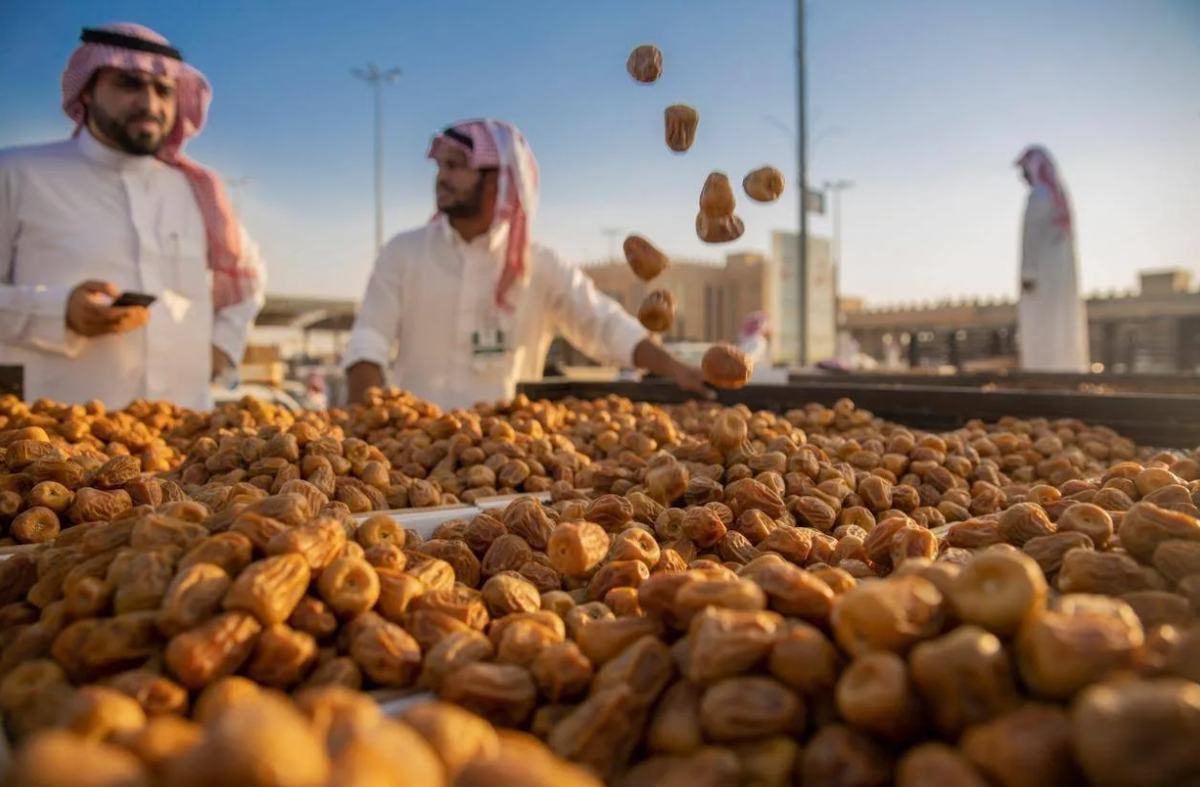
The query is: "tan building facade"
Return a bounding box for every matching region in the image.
[842,269,1200,373]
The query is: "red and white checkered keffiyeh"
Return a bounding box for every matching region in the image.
[1016,145,1073,235]
[740,311,769,340]
[62,22,256,310]
[428,119,540,312]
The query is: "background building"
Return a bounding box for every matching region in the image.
[842,268,1200,373]
[248,259,1200,377]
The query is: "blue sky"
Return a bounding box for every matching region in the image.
[1,0,1198,307]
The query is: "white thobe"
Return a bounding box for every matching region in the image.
[738,333,770,368]
[1017,185,1089,372]
[342,218,647,412]
[0,131,267,410]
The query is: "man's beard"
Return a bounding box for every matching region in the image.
[438,177,487,218]
[88,102,168,156]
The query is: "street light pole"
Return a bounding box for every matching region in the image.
[823,179,853,344]
[796,0,809,366]
[600,227,625,264]
[823,180,854,273]
[352,62,402,256]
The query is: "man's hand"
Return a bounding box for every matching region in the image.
[671,362,716,401]
[66,281,150,337]
[211,346,232,381]
[633,338,716,401]
[346,361,385,406]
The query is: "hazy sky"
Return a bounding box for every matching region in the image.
[1,0,1197,307]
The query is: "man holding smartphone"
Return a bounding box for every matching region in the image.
[0,22,266,409]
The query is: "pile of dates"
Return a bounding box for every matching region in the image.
[1,389,1199,786]
[5,685,599,787]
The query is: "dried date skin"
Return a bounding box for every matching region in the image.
[699,676,803,743]
[673,578,768,628]
[503,497,556,549]
[164,611,263,690]
[57,683,148,742]
[897,743,990,787]
[768,621,842,696]
[755,561,836,623]
[0,552,40,608]
[482,534,535,578]
[1022,531,1094,576]
[400,700,502,781]
[549,683,647,781]
[422,629,496,690]
[681,506,727,548]
[908,625,1020,737]
[103,668,189,717]
[11,506,61,544]
[301,656,363,691]
[1071,678,1200,787]
[800,724,894,787]
[243,623,318,689]
[223,553,311,626]
[130,514,209,553]
[835,651,924,743]
[1016,599,1144,701]
[482,573,542,618]
[530,639,594,703]
[349,617,422,687]
[439,661,538,727]
[548,520,610,578]
[1119,501,1200,563]
[575,616,664,665]
[1057,549,1148,596]
[288,596,339,641]
[375,568,426,623]
[961,704,1081,787]
[177,532,253,577]
[109,547,178,615]
[831,574,944,657]
[157,563,233,637]
[588,559,650,602]
[951,550,1047,637]
[687,607,782,684]
[266,516,347,572]
[317,556,381,619]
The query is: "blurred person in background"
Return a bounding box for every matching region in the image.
[1015,145,1089,372]
[343,118,709,410]
[305,369,328,411]
[0,23,266,410]
[737,311,771,368]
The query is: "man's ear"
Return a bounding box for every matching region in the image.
[482,169,500,196]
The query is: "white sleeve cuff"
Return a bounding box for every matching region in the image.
[18,285,86,358]
[210,316,248,369]
[607,312,649,368]
[341,330,393,373]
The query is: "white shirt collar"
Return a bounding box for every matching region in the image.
[76,127,164,174]
[435,213,510,255]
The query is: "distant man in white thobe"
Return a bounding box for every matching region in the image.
[737,311,771,369]
[0,23,267,410]
[343,119,709,410]
[1015,145,1089,372]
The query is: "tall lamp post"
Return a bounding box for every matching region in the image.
[352,62,402,256]
[796,0,809,365]
[823,179,853,346]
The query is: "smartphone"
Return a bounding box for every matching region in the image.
[111,291,157,308]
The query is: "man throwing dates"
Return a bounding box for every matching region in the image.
[343,118,708,409]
